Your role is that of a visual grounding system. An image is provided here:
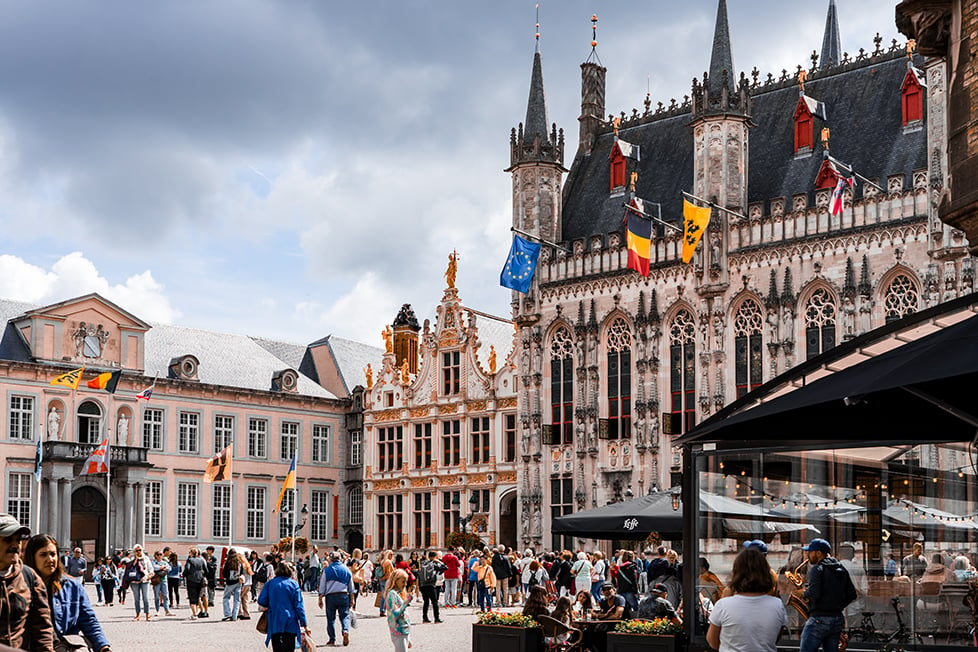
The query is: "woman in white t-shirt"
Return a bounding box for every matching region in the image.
[707,549,787,652]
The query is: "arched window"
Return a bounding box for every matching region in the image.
[669,310,696,434]
[77,401,102,445]
[805,289,837,360]
[884,274,919,323]
[734,299,764,399]
[549,327,574,445]
[606,318,632,440]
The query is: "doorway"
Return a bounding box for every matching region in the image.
[498,490,518,550]
[71,485,106,572]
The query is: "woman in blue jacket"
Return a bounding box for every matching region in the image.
[25,534,111,652]
[258,560,311,651]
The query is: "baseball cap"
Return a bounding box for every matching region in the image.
[601,582,615,590]
[743,539,769,554]
[651,583,667,594]
[803,538,832,553]
[0,514,30,539]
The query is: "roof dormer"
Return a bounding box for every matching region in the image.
[272,368,299,392]
[169,355,200,381]
[793,94,827,155]
[901,66,925,128]
[609,137,639,193]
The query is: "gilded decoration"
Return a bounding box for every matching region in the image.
[438,404,458,414]
[374,409,401,422]
[439,331,459,347]
[410,477,429,487]
[373,480,400,491]
[409,406,430,418]
[497,471,517,483]
[468,473,488,485]
[466,400,487,412]
[498,397,517,409]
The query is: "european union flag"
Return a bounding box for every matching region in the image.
[500,234,541,293]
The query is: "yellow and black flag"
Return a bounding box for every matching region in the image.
[50,366,84,390]
[681,199,711,264]
[204,445,233,483]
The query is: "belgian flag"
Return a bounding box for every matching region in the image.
[625,198,652,277]
[87,370,121,393]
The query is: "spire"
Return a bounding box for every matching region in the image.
[509,17,564,170]
[524,50,551,147]
[820,0,842,69]
[707,0,736,98]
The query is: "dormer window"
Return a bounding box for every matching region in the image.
[794,98,814,152]
[901,67,924,126]
[609,139,639,192]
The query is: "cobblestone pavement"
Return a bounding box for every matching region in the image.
[91,585,515,652]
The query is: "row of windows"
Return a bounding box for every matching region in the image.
[376,415,517,473]
[375,489,492,550]
[547,276,920,436]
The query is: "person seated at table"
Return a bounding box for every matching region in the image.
[573,590,593,617]
[551,596,573,627]
[596,582,631,621]
[636,583,681,625]
[522,585,551,621]
[699,557,724,602]
[918,552,954,594]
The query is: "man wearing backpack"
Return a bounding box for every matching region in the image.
[418,550,447,624]
[252,554,270,603]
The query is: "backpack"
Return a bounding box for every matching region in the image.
[254,561,269,583]
[527,569,541,589]
[418,561,437,586]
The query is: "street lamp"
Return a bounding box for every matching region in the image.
[282,503,309,561]
[453,492,480,533]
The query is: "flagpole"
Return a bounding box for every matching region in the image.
[510,227,573,253]
[35,425,42,535]
[825,155,886,193]
[105,391,113,558]
[681,191,748,220]
[621,202,683,233]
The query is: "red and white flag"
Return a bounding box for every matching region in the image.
[829,176,854,215]
[82,438,110,475]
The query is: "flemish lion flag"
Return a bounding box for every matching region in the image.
[81,438,109,475]
[50,367,84,390]
[273,457,297,513]
[87,370,121,393]
[681,199,711,264]
[203,445,233,483]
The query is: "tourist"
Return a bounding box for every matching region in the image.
[417,550,446,624]
[441,547,461,608]
[637,583,681,625]
[384,569,413,652]
[475,552,496,612]
[150,550,172,616]
[317,550,354,647]
[123,545,153,621]
[97,558,116,606]
[258,561,311,652]
[0,514,55,651]
[799,539,857,652]
[522,585,550,621]
[707,548,787,652]
[182,547,207,620]
[221,549,244,621]
[166,552,182,608]
[573,589,594,617]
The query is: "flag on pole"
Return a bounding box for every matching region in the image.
[87,370,121,393]
[625,199,652,277]
[50,367,84,390]
[135,379,155,401]
[829,176,854,215]
[34,437,43,482]
[81,438,110,475]
[273,457,297,513]
[681,199,712,264]
[203,445,233,483]
[499,235,541,293]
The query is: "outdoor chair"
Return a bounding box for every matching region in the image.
[537,615,584,652]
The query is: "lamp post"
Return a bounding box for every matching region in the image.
[452,492,480,534]
[283,503,309,561]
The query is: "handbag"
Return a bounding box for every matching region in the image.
[300,631,316,652]
[124,561,144,583]
[256,611,268,635]
[54,634,89,652]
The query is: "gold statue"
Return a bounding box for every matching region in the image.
[629,171,638,192]
[364,363,373,389]
[400,359,410,384]
[445,250,458,289]
[381,325,393,353]
[798,69,807,92]
[612,116,621,137]
[488,345,497,374]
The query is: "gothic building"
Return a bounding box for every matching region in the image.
[361,260,520,551]
[509,0,975,550]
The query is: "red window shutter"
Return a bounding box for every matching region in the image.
[609,146,626,190]
[332,494,339,539]
[901,69,923,125]
[793,98,813,152]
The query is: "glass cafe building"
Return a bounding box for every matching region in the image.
[676,293,978,650]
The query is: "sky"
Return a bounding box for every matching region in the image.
[0,1,903,348]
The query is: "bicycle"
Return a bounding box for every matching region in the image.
[846,597,923,648]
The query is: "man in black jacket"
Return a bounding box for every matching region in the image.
[490,546,512,607]
[800,539,857,652]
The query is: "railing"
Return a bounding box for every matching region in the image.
[42,441,149,466]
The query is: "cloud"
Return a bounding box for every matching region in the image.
[295,272,399,343]
[0,253,179,323]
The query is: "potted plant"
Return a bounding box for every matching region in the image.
[472,611,542,652]
[607,617,683,652]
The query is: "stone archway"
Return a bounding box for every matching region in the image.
[70,485,106,570]
[498,490,518,550]
[346,530,364,552]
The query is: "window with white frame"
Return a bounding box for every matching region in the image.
[248,418,267,458]
[176,483,198,537]
[212,484,231,540]
[214,415,234,453]
[376,494,402,550]
[278,489,296,539]
[310,490,330,540]
[347,487,362,526]
[470,416,490,464]
[8,396,33,440]
[246,486,266,539]
[178,412,200,453]
[414,422,432,469]
[413,492,432,548]
[441,420,460,467]
[503,414,517,462]
[280,421,298,461]
[442,351,460,395]
[144,481,162,538]
[349,430,361,466]
[312,424,330,463]
[142,409,164,450]
[6,473,31,526]
[441,491,460,544]
[377,426,403,472]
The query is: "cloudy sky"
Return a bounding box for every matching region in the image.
[0,1,902,347]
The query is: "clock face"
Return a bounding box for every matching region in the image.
[83,335,101,358]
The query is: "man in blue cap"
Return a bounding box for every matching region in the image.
[799,539,857,652]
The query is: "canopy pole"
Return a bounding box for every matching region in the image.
[901,386,978,428]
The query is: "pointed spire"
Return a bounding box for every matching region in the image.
[766,269,780,310]
[510,19,564,170]
[707,0,736,98]
[588,299,598,332]
[648,289,660,325]
[636,292,648,326]
[843,257,856,298]
[781,268,796,308]
[859,255,872,296]
[820,0,842,70]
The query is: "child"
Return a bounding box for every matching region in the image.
[385,569,413,652]
[573,590,593,617]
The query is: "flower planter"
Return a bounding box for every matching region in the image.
[472,623,543,652]
[607,632,681,652]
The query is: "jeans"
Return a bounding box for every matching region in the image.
[477,581,493,611]
[443,578,459,606]
[95,581,103,603]
[131,581,150,615]
[223,582,241,620]
[620,591,638,613]
[390,633,410,652]
[420,585,440,622]
[800,615,846,652]
[590,581,604,603]
[168,577,180,605]
[153,580,170,612]
[324,592,350,644]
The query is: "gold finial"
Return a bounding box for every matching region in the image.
[907,39,916,58]
[629,172,638,193]
[400,359,410,384]
[445,250,458,289]
[381,325,393,354]
[612,116,620,137]
[488,345,497,374]
[364,363,373,389]
[798,69,807,92]
[535,3,540,42]
[590,14,598,48]
[821,127,831,149]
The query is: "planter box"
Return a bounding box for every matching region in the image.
[472,624,543,652]
[607,632,680,652]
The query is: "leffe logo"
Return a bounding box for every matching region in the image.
[623,518,639,531]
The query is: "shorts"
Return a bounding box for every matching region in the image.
[186,581,203,604]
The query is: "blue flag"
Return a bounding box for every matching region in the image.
[500,235,541,293]
[34,437,42,482]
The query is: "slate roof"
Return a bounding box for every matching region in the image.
[0,299,38,362]
[560,50,927,243]
[707,0,736,98]
[472,312,516,369]
[524,50,551,147]
[312,334,384,396]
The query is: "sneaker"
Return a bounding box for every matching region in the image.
[188,615,197,621]
[434,619,444,623]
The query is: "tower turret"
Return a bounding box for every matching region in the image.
[819,0,842,69]
[578,14,606,156]
[392,303,420,375]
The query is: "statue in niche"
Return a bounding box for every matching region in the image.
[842,295,856,337]
[521,431,529,457]
[117,413,129,446]
[521,502,530,538]
[400,359,410,384]
[781,306,795,344]
[766,306,780,343]
[712,314,725,351]
[532,505,542,537]
[47,407,61,440]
